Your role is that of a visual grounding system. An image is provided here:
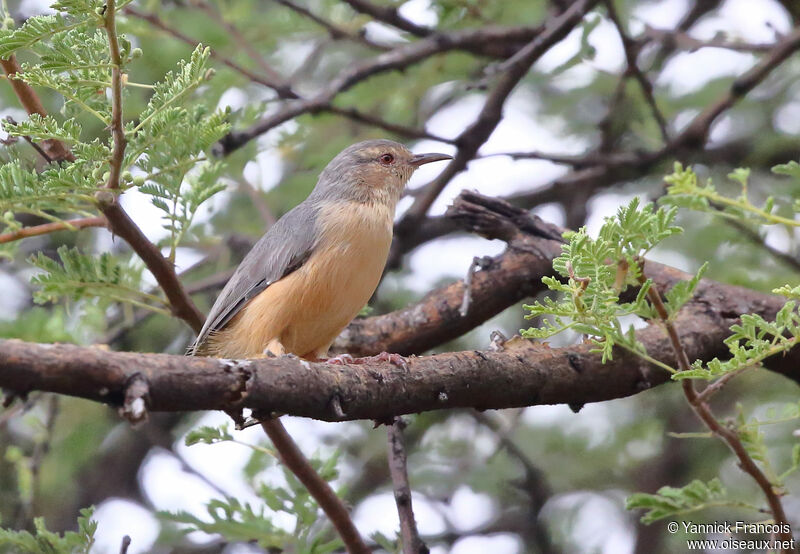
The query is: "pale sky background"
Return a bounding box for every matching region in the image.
[3,0,797,552]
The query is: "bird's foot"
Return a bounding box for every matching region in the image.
[323,352,408,369]
[324,353,355,365]
[367,351,409,369]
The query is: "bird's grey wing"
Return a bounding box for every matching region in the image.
[189,202,319,354]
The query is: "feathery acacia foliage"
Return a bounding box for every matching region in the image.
[522,198,689,366]
[29,245,165,313]
[625,479,729,524]
[524,162,800,525]
[0,1,228,318]
[168,426,345,553]
[0,508,96,553]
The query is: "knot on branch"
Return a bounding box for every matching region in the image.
[220,358,254,405]
[94,189,118,209]
[119,373,149,425]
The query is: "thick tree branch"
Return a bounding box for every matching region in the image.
[0,301,783,421]
[1,251,796,421]
[387,418,428,554]
[1,195,797,421]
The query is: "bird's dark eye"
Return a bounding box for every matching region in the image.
[379,153,394,165]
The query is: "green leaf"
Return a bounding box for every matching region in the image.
[185,424,234,446]
[522,194,682,370]
[135,45,213,134]
[29,245,161,313]
[4,114,82,144]
[663,262,708,319]
[626,478,726,524]
[771,160,800,180]
[159,498,287,549]
[0,506,96,553]
[0,14,89,58]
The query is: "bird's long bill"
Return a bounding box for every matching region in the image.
[410,152,453,167]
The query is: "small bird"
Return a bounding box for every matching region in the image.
[190,139,451,360]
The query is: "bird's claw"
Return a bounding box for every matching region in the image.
[324,353,355,365]
[323,352,408,369]
[370,351,408,369]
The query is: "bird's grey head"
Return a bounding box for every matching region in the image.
[311,139,451,205]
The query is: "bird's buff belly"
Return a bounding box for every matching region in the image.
[210,202,393,359]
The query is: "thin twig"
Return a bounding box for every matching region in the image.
[123,5,297,99]
[236,177,277,227]
[604,0,670,142]
[341,0,431,37]
[4,116,53,163]
[695,366,751,404]
[638,266,792,548]
[260,420,370,554]
[103,0,127,191]
[288,38,328,82]
[216,23,545,155]
[471,411,555,554]
[723,217,800,274]
[478,149,597,166]
[273,0,389,50]
[325,105,455,144]
[191,0,287,81]
[30,395,59,520]
[643,25,777,54]
[387,417,428,554]
[119,535,131,554]
[0,216,107,244]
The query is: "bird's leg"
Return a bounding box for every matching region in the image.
[324,351,408,370]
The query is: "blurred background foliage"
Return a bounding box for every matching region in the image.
[0,0,799,552]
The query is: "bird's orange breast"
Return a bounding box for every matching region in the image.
[207,200,394,359]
